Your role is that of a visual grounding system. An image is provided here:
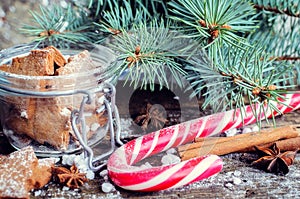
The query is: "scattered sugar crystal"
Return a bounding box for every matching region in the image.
[60,107,71,116]
[62,153,95,180]
[226,171,233,176]
[73,153,96,179]
[233,170,242,177]
[101,182,115,193]
[232,177,242,185]
[252,125,260,132]
[74,155,88,171]
[62,186,70,191]
[99,169,108,177]
[161,154,181,165]
[143,162,152,168]
[173,96,180,100]
[98,96,105,104]
[34,190,42,197]
[224,128,237,137]
[86,170,95,180]
[242,127,252,134]
[73,153,85,164]
[225,182,234,189]
[20,110,28,119]
[90,123,100,132]
[62,154,76,166]
[140,162,152,169]
[166,148,177,154]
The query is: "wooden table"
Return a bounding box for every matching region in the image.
[0,110,300,198]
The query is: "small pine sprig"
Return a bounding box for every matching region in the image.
[185,44,293,124]
[248,10,300,86]
[20,4,100,48]
[251,0,300,18]
[168,0,258,47]
[94,0,149,36]
[90,0,168,19]
[88,0,105,16]
[103,19,192,91]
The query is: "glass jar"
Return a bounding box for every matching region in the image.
[0,43,121,164]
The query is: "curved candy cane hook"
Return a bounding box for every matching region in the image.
[107,93,300,191]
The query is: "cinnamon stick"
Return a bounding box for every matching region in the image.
[239,136,300,153]
[178,125,299,161]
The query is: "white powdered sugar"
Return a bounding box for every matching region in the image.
[0,146,54,198]
[62,154,77,166]
[242,127,252,134]
[61,153,95,180]
[20,110,28,119]
[99,169,108,177]
[101,182,115,193]
[60,107,71,116]
[0,147,35,198]
[224,128,238,137]
[90,122,100,132]
[166,148,177,154]
[140,162,153,169]
[251,125,260,132]
[161,153,181,165]
[99,169,116,193]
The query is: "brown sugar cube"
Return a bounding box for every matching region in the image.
[43,46,67,68]
[4,98,37,139]
[30,158,55,189]
[0,146,55,199]
[0,47,101,150]
[4,97,71,150]
[0,64,11,72]
[55,50,96,75]
[0,46,66,76]
[32,98,71,150]
[10,49,54,76]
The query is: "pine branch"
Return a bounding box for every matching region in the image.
[18,0,300,126]
[94,0,150,36]
[252,0,300,18]
[248,10,300,86]
[88,0,105,16]
[168,0,258,47]
[254,5,300,18]
[185,44,292,120]
[89,0,168,18]
[20,4,100,48]
[273,56,300,61]
[103,19,196,91]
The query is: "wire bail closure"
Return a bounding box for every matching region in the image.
[0,73,121,165]
[71,82,122,171]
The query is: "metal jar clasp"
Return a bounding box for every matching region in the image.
[71,82,123,171]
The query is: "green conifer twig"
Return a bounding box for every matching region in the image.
[20,5,99,47]
[104,19,193,91]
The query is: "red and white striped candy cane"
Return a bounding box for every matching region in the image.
[107,93,300,191]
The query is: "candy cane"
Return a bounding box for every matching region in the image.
[107,93,300,191]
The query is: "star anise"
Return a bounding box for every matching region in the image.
[52,164,88,189]
[252,143,298,175]
[134,103,168,131]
